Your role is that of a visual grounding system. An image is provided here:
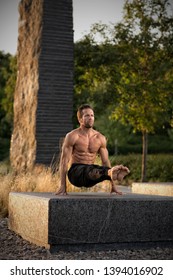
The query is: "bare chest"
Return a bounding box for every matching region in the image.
[74,134,101,153]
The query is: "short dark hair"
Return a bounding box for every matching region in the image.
[77,104,94,120]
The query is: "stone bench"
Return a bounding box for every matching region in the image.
[8,190,173,252]
[132,182,173,197]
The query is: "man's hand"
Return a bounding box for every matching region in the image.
[54,187,67,196]
[110,181,122,195]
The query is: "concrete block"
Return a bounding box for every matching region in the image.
[8,191,173,251]
[132,182,173,197]
[8,192,50,248]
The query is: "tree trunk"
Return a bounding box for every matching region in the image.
[141,131,148,182]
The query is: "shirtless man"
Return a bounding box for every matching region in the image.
[55,104,130,195]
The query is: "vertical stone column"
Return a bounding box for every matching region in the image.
[10,0,74,171]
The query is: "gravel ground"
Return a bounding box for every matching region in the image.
[0,218,173,260]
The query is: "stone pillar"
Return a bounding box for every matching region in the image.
[10,0,74,171]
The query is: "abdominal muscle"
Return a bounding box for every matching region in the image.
[71,151,97,165]
[69,129,102,165]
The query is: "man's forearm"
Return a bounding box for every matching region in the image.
[59,163,68,189]
[102,159,111,168]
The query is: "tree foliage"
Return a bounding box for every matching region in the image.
[74,0,173,181]
[0,51,17,138]
[110,0,173,181]
[111,0,173,133]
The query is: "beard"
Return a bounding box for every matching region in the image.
[84,122,93,128]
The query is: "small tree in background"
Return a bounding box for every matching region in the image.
[111,0,173,181]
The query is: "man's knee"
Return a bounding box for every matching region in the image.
[88,168,101,179]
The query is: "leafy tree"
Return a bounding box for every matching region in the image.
[74,0,173,181]
[110,0,173,181]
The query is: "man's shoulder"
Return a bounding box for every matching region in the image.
[94,129,106,139]
[65,128,79,142]
[92,130,107,145]
[67,128,80,137]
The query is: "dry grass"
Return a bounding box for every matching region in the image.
[0,160,110,218]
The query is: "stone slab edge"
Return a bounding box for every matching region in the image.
[8,192,50,248]
[132,182,173,197]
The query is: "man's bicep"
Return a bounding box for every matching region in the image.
[62,136,73,158]
[98,135,111,166]
[99,146,110,165]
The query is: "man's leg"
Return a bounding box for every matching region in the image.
[68,164,130,191]
[68,164,130,188]
[68,164,111,188]
[83,164,130,194]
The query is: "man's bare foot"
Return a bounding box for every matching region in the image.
[117,166,130,182]
[108,165,130,182]
[108,165,121,181]
[54,188,67,195]
[108,165,124,181]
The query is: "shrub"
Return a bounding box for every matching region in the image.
[110,153,173,183]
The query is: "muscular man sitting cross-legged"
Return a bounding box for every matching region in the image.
[55,104,130,196]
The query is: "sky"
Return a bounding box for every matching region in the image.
[0,0,125,55]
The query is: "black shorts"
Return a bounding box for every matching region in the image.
[67,163,111,188]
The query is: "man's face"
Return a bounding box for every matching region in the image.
[80,108,94,128]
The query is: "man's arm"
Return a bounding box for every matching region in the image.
[99,134,123,195]
[55,133,73,195]
[98,135,111,167]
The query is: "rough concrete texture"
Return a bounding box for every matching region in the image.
[10,0,43,171]
[132,182,173,197]
[8,192,49,248]
[8,190,173,250]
